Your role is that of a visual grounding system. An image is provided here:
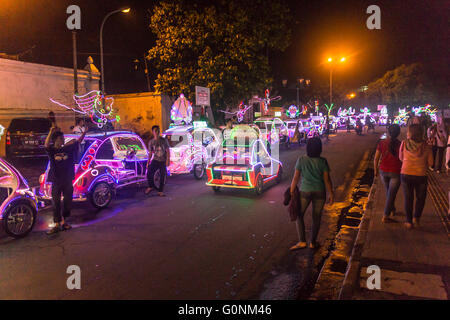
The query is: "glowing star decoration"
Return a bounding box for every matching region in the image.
[255,89,281,115]
[171,94,193,125]
[360,107,371,118]
[50,90,119,128]
[220,102,253,123]
[286,105,299,119]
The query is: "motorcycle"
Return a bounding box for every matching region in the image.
[355,124,363,135]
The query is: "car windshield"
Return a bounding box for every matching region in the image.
[113,136,145,152]
[8,118,51,133]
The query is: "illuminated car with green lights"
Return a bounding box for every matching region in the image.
[206,125,282,195]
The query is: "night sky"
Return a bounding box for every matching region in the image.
[0,0,447,97]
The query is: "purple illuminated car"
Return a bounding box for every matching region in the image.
[39,131,149,209]
[0,157,38,238]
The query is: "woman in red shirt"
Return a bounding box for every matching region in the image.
[374,124,402,223]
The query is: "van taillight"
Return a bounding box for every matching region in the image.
[6,132,10,145]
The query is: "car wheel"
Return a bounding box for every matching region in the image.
[276,166,283,184]
[89,182,113,209]
[212,186,221,193]
[3,202,36,238]
[254,174,263,195]
[193,163,205,180]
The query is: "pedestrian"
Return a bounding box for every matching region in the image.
[432,118,448,173]
[399,124,433,229]
[346,117,351,133]
[289,137,334,250]
[145,125,170,197]
[373,124,402,223]
[44,126,87,235]
[72,118,86,134]
[324,116,330,141]
[292,120,301,145]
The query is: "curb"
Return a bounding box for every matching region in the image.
[309,149,375,300]
[338,172,379,299]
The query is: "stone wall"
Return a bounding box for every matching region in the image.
[108,92,172,140]
[0,57,100,156]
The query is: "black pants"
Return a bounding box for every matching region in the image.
[401,174,427,223]
[432,146,445,171]
[147,160,167,192]
[51,181,73,223]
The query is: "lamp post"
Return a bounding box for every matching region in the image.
[100,7,130,94]
[326,57,346,106]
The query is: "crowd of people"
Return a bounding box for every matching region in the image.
[287,113,448,251]
[373,115,449,229]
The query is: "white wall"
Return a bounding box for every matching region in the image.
[0,58,100,156]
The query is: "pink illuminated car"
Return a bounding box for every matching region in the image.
[0,157,38,238]
[39,131,149,209]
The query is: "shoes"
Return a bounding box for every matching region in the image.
[290,242,307,251]
[404,222,413,229]
[145,188,153,195]
[428,167,434,171]
[382,216,397,223]
[436,170,441,174]
[61,223,72,231]
[46,226,61,235]
[412,218,420,227]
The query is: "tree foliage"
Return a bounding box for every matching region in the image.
[365,63,435,114]
[147,0,292,114]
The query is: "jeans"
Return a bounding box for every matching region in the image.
[432,146,445,171]
[380,170,401,217]
[51,180,73,223]
[296,191,326,243]
[147,160,167,192]
[401,174,428,223]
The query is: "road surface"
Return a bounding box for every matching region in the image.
[0,129,382,299]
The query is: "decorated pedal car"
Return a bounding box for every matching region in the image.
[0,157,38,238]
[163,121,221,179]
[254,117,290,148]
[39,131,149,209]
[206,125,282,195]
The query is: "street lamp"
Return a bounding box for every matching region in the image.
[100,7,131,94]
[326,56,346,106]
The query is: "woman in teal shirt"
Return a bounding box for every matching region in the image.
[289,137,334,250]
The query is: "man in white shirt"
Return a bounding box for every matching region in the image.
[72,118,86,134]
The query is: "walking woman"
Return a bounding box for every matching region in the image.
[374,124,402,223]
[399,124,433,229]
[289,137,334,250]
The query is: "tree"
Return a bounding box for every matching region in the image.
[365,63,436,116]
[147,0,292,120]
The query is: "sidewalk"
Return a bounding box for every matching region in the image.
[344,170,450,300]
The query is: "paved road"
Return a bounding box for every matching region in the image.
[0,129,381,299]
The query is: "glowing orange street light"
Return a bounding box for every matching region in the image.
[340,57,346,62]
[327,57,333,62]
[326,56,348,105]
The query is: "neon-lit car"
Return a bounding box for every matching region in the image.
[163,122,220,179]
[39,131,149,209]
[284,119,306,142]
[254,117,290,147]
[206,125,282,195]
[0,157,38,238]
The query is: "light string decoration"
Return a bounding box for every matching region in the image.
[170,94,193,125]
[255,89,281,115]
[50,90,119,128]
[394,108,408,125]
[220,102,253,123]
[379,106,388,125]
[286,105,300,119]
